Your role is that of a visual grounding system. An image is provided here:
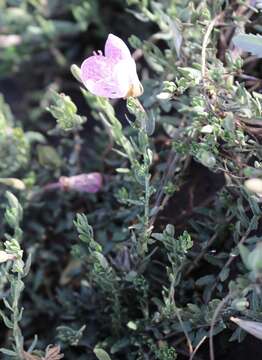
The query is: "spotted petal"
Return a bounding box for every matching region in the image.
[80,34,143,99]
[81,55,130,98]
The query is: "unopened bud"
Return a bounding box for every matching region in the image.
[59,173,103,193]
[245,178,262,195]
[71,64,82,83]
[0,251,16,263]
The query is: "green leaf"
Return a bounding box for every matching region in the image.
[47,90,86,131]
[110,338,130,354]
[0,178,25,190]
[232,34,262,57]
[0,310,13,329]
[0,348,17,356]
[238,244,251,270]
[196,274,215,286]
[4,191,23,230]
[219,267,230,282]
[94,348,112,360]
[37,145,62,168]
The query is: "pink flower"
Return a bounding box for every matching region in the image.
[80,34,143,99]
[0,251,16,263]
[59,173,103,193]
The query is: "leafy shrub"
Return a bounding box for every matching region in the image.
[0,1,262,359]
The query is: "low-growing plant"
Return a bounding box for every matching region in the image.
[0,0,262,359]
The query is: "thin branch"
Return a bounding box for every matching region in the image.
[149,152,180,228]
[189,336,207,360]
[209,292,234,360]
[175,307,193,356]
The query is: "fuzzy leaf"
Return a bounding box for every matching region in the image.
[0,348,17,356]
[238,244,251,270]
[94,348,112,360]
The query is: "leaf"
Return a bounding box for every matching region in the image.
[232,34,262,57]
[0,178,25,190]
[238,244,251,270]
[37,145,62,168]
[94,348,112,360]
[196,275,215,286]
[0,309,13,329]
[0,348,17,356]
[110,338,130,354]
[219,267,230,282]
[47,91,86,132]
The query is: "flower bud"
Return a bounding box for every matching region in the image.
[70,64,82,83]
[59,173,102,193]
[244,178,262,195]
[0,251,16,263]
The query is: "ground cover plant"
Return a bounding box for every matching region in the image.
[0,0,262,359]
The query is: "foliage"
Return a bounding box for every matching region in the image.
[0,0,262,359]
[47,91,86,132]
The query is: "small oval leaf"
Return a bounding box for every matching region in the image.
[94,348,112,360]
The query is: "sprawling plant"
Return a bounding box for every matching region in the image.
[0,0,262,359]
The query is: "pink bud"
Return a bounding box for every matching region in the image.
[80,34,143,99]
[0,251,16,263]
[59,173,103,193]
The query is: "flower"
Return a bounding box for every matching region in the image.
[80,34,143,99]
[59,173,103,193]
[231,317,262,340]
[244,178,262,196]
[23,344,64,360]
[0,35,21,48]
[0,250,16,263]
